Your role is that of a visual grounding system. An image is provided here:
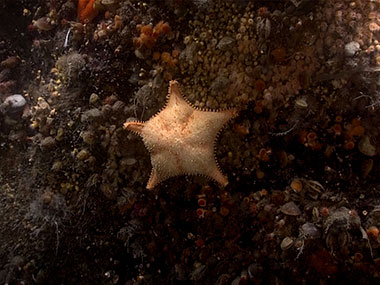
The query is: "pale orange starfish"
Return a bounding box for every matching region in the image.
[124,81,238,189]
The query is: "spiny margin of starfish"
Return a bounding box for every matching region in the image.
[148,172,227,191]
[145,80,182,121]
[124,80,239,189]
[171,80,239,188]
[147,168,159,190]
[146,80,238,120]
[169,80,240,187]
[143,147,228,190]
[211,108,238,187]
[169,80,239,114]
[123,120,157,155]
[123,120,144,135]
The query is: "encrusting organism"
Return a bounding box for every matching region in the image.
[77,0,98,23]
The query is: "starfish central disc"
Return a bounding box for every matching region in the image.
[124,81,238,189]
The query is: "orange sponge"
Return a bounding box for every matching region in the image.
[78,0,98,23]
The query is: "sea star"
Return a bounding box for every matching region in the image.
[124,81,238,189]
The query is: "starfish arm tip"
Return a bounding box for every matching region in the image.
[124,121,145,134]
[220,179,229,188]
[212,172,229,188]
[146,168,161,190]
[168,80,181,97]
[169,80,179,87]
[228,108,239,119]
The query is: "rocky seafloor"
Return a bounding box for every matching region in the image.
[0,0,379,284]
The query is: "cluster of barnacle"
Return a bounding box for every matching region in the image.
[297,129,323,151]
[184,186,275,282]
[182,179,325,282]
[195,187,239,219]
[297,115,376,163]
[114,172,380,283]
[24,0,163,200]
[274,180,380,279]
[180,174,380,282]
[267,46,320,102]
[76,91,156,203]
[192,183,312,281]
[216,123,263,180]
[345,204,380,279]
[218,111,295,182]
[174,0,324,121]
[176,0,334,115]
[13,0,380,283]
[178,1,261,110]
[315,0,380,66]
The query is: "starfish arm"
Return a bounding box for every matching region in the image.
[168,80,182,100]
[187,108,237,145]
[202,109,238,128]
[146,168,163,190]
[209,167,229,187]
[124,121,145,135]
[166,80,190,111]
